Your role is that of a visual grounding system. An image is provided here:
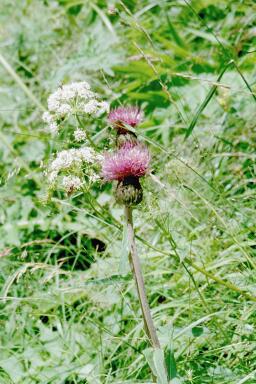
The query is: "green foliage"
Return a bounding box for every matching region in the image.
[0,0,256,383]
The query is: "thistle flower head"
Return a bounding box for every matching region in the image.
[102,142,150,181]
[108,106,142,129]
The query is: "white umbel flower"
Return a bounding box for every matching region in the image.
[48,122,59,135]
[78,147,96,163]
[59,85,76,100]
[56,103,72,116]
[49,147,97,176]
[46,146,100,192]
[84,100,109,115]
[48,93,61,112]
[97,101,109,115]
[84,99,99,114]
[43,81,109,136]
[49,149,82,173]
[62,175,83,192]
[74,128,87,142]
[48,171,58,183]
[42,111,54,124]
[89,173,100,183]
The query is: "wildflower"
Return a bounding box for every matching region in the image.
[43,81,109,135]
[62,175,83,193]
[42,111,54,124]
[102,142,150,206]
[84,99,100,114]
[56,103,72,116]
[89,173,100,183]
[42,112,58,134]
[49,149,82,173]
[84,100,109,115]
[47,146,101,193]
[108,106,142,129]
[74,128,87,142]
[98,101,110,115]
[49,147,97,176]
[48,171,58,183]
[102,142,150,181]
[48,122,59,135]
[108,106,142,147]
[78,147,97,163]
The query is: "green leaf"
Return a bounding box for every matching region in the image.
[67,4,83,16]
[166,348,177,379]
[192,326,204,337]
[144,347,169,384]
[185,61,232,138]
[153,348,169,384]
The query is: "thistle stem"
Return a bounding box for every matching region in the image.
[124,206,161,349]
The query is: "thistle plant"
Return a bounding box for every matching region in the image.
[103,106,167,380]
[101,136,160,345]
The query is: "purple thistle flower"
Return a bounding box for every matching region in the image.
[102,142,150,181]
[108,106,142,128]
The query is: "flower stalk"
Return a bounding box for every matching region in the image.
[124,205,161,349]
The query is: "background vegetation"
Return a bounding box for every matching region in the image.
[0,0,256,383]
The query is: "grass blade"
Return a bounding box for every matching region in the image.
[185,61,233,138]
[165,348,177,380]
[0,53,45,111]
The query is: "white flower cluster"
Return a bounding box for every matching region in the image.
[62,175,83,192]
[49,147,96,174]
[42,81,109,134]
[42,111,58,134]
[74,128,87,142]
[47,146,102,192]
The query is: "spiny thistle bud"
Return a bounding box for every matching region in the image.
[101,142,150,206]
[116,177,143,206]
[116,132,138,148]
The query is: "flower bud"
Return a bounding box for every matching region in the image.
[116,132,137,148]
[115,177,143,206]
